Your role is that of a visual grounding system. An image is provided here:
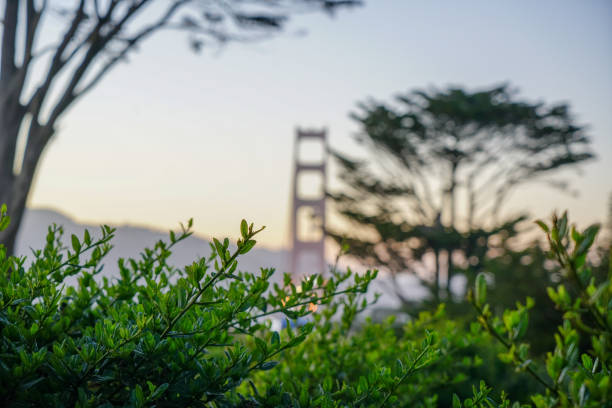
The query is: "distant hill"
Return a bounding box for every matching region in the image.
[15,208,290,278]
[15,208,430,310]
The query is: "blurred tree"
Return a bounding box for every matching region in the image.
[329,84,594,302]
[0,0,360,254]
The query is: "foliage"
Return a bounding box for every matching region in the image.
[255,299,492,408]
[0,205,397,407]
[3,199,611,407]
[329,84,594,301]
[469,213,612,407]
[0,202,530,407]
[0,0,361,254]
[475,244,563,355]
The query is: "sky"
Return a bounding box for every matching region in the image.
[25,0,612,249]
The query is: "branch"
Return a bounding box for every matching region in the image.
[46,0,154,128]
[378,343,432,407]
[12,0,45,96]
[93,0,102,20]
[23,0,41,67]
[471,301,558,396]
[26,0,87,119]
[55,0,124,75]
[411,165,438,220]
[1,0,18,81]
[75,0,188,99]
[27,43,58,60]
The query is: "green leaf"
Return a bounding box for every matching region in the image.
[475,273,487,307]
[150,383,169,400]
[21,377,45,390]
[570,226,580,243]
[575,224,600,256]
[395,358,404,375]
[558,213,568,240]
[239,239,256,254]
[582,354,593,371]
[259,361,279,371]
[240,219,249,239]
[83,229,91,245]
[356,375,367,394]
[71,234,81,252]
[0,203,9,230]
[213,238,224,255]
[131,385,145,408]
[452,394,462,408]
[283,309,301,319]
[535,220,549,233]
[0,211,10,231]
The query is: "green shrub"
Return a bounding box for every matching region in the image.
[255,300,489,408]
[0,204,368,406]
[0,205,440,407]
[3,202,608,407]
[468,213,612,407]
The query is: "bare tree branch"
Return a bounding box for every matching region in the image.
[12,0,45,97]
[75,0,189,98]
[26,0,87,119]
[0,0,18,81]
[46,0,153,129]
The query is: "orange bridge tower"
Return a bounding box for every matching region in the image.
[289,128,327,278]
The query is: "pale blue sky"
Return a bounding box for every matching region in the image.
[29,0,612,248]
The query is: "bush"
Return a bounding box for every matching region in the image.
[0,205,438,407]
[254,301,489,408]
[2,203,610,407]
[0,204,370,406]
[468,213,612,407]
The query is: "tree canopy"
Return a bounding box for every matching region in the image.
[0,0,361,254]
[329,84,594,302]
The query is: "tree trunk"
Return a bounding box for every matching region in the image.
[0,105,21,255]
[0,186,27,257]
[433,248,440,302]
[446,161,458,299]
[0,116,51,255]
[446,249,453,298]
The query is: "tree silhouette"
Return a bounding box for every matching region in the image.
[0,0,360,254]
[329,84,594,302]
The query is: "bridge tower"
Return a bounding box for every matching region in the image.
[290,128,327,278]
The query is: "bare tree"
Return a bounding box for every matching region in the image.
[0,0,360,254]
